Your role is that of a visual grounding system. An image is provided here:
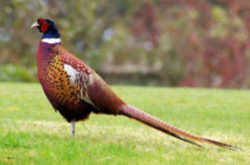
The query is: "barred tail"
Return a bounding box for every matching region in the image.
[120,104,235,150]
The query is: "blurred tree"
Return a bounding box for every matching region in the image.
[0,0,249,88]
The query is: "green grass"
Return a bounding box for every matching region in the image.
[0,82,249,164]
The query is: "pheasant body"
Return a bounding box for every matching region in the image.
[37,42,125,122]
[37,42,96,122]
[32,18,236,150]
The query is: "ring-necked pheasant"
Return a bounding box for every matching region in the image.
[32,18,235,149]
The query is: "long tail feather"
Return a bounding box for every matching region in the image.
[120,104,235,150]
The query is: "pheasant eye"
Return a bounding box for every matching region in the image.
[38,19,45,25]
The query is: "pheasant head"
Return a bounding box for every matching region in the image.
[31,18,61,44]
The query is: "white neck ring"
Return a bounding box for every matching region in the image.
[41,38,61,44]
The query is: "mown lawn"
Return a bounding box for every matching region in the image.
[0,82,249,164]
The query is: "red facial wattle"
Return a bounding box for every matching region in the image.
[41,23,49,33]
[37,19,50,33]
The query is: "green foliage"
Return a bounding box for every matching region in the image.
[0,83,249,164]
[0,1,249,87]
[0,65,36,82]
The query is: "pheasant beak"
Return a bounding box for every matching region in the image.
[31,22,39,29]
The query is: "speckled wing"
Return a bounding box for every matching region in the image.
[63,63,94,105]
[57,46,125,114]
[45,51,94,108]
